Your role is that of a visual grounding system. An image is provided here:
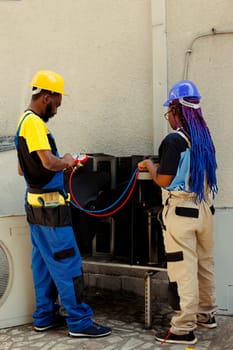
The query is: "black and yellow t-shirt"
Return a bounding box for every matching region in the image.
[16,111,63,191]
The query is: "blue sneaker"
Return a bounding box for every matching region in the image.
[34,313,66,332]
[69,322,112,338]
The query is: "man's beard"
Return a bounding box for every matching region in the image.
[41,102,55,122]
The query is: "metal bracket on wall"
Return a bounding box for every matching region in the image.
[0,136,15,152]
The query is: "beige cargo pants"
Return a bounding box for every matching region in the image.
[161,189,218,334]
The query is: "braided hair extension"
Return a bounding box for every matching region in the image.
[174,98,218,201]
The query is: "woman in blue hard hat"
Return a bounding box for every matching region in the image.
[138,80,218,345]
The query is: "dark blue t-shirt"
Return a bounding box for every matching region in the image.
[157,132,189,176]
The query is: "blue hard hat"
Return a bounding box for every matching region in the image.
[163,80,201,106]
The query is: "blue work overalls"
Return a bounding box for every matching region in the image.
[15,112,93,332]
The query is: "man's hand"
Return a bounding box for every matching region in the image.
[37,150,76,171]
[61,153,77,168]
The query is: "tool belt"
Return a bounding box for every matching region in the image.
[26,191,72,227]
[27,191,70,207]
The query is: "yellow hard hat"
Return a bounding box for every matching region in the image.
[30,70,68,95]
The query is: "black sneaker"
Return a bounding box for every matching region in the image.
[197,315,217,329]
[34,323,58,332]
[34,314,66,332]
[69,322,112,338]
[155,330,197,345]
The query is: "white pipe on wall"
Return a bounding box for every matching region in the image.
[151,0,168,154]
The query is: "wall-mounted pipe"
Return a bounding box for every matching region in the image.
[183,28,233,79]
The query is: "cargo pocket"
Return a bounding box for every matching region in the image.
[26,204,72,227]
[54,247,76,260]
[175,207,199,218]
[210,205,215,215]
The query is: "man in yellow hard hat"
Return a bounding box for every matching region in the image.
[15,70,112,338]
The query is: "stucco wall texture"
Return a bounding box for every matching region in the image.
[0,0,153,157]
[0,0,232,214]
[166,0,233,207]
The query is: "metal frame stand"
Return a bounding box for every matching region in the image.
[83,260,166,329]
[144,271,156,329]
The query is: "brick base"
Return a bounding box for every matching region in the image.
[83,261,168,302]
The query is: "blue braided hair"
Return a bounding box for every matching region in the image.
[175,97,218,201]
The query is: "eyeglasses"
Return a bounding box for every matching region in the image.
[164,110,172,120]
[164,108,175,120]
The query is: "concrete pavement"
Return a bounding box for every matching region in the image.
[0,289,232,350]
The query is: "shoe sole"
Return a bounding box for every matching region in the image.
[69,330,112,338]
[34,323,66,332]
[197,322,217,329]
[155,336,197,345]
[34,325,57,332]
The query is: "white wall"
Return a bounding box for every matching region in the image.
[0,0,232,210]
[0,150,25,215]
[0,0,232,314]
[0,0,154,157]
[164,0,233,314]
[166,0,233,207]
[0,0,155,215]
[215,208,233,315]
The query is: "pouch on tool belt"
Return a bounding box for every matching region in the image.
[26,204,72,227]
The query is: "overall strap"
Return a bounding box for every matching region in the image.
[14,111,33,150]
[175,129,191,148]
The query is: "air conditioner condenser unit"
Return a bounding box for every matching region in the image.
[0,215,35,329]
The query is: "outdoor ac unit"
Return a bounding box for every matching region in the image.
[0,215,35,328]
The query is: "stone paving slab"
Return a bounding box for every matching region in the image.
[0,290,232,350]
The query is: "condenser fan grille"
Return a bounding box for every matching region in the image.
[0,245,9,299]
